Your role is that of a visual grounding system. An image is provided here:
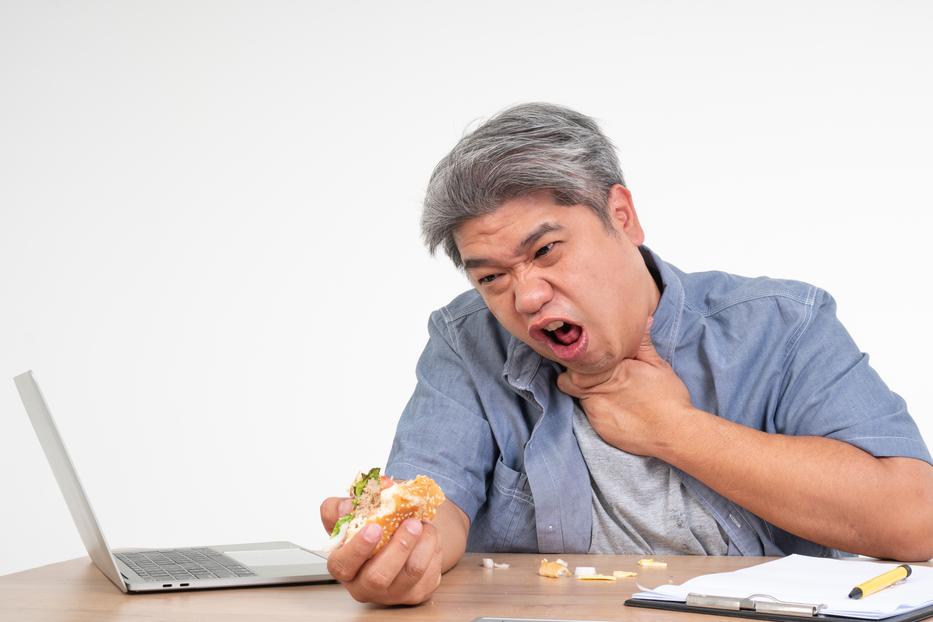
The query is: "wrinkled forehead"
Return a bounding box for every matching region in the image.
[454,197,569,258]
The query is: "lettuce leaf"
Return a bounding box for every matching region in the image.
[330,513,354,538]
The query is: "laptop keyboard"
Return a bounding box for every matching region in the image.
[115,548,257,582]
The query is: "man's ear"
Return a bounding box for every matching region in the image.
[607,183,645,245]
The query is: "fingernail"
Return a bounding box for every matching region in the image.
[362,524,382,543]
[405,519,423,536]
[338,499,354,516]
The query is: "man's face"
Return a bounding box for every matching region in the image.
[454,186,660,374]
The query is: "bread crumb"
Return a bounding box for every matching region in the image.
[482,558,510,570]
[577,574,617,581]
[538,558,571,578]
[637,558,668,568]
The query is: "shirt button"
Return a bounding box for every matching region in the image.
[547,525,554,531]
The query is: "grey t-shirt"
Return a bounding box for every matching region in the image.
[572,401,729,555]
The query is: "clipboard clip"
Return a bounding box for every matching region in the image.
[687,592,827,617]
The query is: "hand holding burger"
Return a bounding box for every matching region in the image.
[320,468,447,606]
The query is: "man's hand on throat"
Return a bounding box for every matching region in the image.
[557,317,696,458]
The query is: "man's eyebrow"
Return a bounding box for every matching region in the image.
[462,222,563,270]
[516,222,562,255]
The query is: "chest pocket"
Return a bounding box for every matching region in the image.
[487,458,537,552]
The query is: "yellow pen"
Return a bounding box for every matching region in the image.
[848,564,912,599]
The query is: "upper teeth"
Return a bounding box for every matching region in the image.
[546,321,565,331]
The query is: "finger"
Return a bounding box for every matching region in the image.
[560,368,613,393]
[320,497,355,533]
[392,538,443,606]
[386,522,438,596]
[556,372,583,398]
[357,518,425,593]
[636,316,664,365]
[327,523,382,583]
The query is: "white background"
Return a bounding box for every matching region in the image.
[1,1,931,576]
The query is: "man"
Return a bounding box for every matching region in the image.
[320,103,933,605]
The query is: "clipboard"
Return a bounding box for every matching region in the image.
[625,593,933,622]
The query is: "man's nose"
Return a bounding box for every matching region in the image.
[514,274,553,315]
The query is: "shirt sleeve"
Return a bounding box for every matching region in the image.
[385,309,496,522]
[774,288,932,464]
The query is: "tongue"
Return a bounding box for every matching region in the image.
[554,323,582,345]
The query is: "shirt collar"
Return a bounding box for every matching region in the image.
[502,245,685,388]
[642,245,685,364]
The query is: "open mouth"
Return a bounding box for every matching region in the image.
[533,319,588,362]
[543,320,583,346]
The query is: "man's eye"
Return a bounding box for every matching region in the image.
[535,242,555,258]
[478,274,499,285]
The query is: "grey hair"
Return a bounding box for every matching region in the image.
[421,102,626,268]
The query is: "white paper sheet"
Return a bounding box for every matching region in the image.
[633,555,933,620]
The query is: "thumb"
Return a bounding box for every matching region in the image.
[556,371,584,398]
[636,316,663,365]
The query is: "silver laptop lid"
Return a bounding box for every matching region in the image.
[13,371,128,593]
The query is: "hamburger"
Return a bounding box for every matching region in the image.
[329,467,445,553]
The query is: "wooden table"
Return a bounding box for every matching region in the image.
[0,553,864,621]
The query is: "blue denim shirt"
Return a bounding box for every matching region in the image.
[386,247,931,556]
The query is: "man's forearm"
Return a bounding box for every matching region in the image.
[655,407,933,560]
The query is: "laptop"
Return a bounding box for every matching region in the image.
[13,370,333,593]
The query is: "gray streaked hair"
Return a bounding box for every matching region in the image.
[421,102,626,268]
